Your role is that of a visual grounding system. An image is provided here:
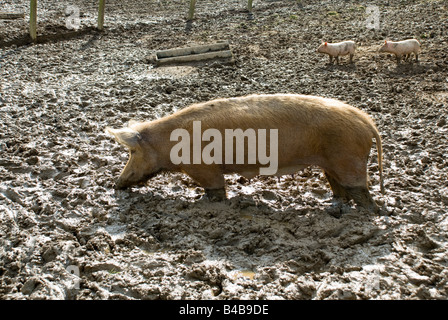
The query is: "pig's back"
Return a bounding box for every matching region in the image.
[144,94,379,171]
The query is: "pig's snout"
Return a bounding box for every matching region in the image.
[114,172,139,190]
[114,171,156,190]
[114,178,130,190]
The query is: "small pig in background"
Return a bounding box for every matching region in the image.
[378,39,421,63]
[316,40,357,64]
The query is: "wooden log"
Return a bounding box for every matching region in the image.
[0,12,25,19]
[156,41,230,59]
[156,50,233,66]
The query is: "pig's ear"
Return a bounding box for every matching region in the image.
[105,127,142,149]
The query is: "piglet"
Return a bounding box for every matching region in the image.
[379,39,421,63]
[316,41,356,64]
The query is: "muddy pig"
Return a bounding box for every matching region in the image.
[316,41,356,64]
[106,94,384,212]
[379,39,421,63]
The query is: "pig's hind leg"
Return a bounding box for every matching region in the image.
[324,171,353,214]
[332,173,379,212]
[324,172,349,200]
[345,186,379,213]
[325,160,379,212]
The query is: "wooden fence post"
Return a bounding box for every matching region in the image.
[98,0,105,30]
[188,0,196,21]
[30,0,37,41]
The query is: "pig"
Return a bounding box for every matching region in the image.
[378,39,421,63]
[316,41,356,64]
[106,94,384,212]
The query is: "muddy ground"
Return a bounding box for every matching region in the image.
[1,0,448,300]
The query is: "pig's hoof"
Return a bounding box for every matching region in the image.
[205,188,227,202]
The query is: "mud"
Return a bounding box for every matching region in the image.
[1,0,448,300]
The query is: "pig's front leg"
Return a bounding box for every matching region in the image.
[184,166,226,201]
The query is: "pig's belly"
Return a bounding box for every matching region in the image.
[232,164,308,179]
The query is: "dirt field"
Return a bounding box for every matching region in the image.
[1,0,447,300]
